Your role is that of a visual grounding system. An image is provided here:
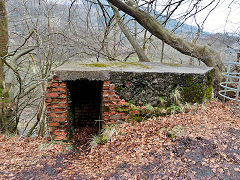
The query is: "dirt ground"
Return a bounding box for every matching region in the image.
[0,100,239,179]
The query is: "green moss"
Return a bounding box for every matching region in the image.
[203,85,213,101]
[207,70,214,84]
[82,62,150,69]
[114,103,138,113]
[181,77,203,103]
[162,62,181,67]
[115,107,130,112]
[82,63,109,68]
[181,71,213,103]
[128,100,135,104]
[203,70,214,101]
[100,134,108,145]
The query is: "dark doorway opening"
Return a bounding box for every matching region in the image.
[67,80,103,145]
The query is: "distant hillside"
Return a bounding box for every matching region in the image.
[6,0,209,36]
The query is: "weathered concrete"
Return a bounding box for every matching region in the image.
[54,61,213,81]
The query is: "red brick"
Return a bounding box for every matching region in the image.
[119,99,126,105]
[58,103,68,108]
[49,87,58,91]
[60,122,68,126]
[103,86,110,90]
[53,130,67,136]
[59,82,66,86]
[103,94,108,98]
[108,100,117,105]
[103,120,110,125]
[49,122,59,127]
[103,97,109,101]
[57,87,67,93]
[54,135,67,141]
[109,111,116,115]
[108,91,115,95]
[52,82,60,86]
[53,76,59,81]
[52,98,67,103]
[103,112,110,115]
[129,110,139,115]
[46,92,59,98]
[103,91,109,96]
[109,106,116,110]
[51,108,67,112]
[50,87,67,93]
[46,107,51,112]
[109,96,120,101]
[50,112,67,117]
[109,84,115,90]
[45,98,52,103]
[45,102,51,107]
[103,102,111,106]
[52,117,67,122]
[103,81,110,85]
[103,115,109,120]
[59,93,67,98]
[101,122,106,129]
[52,103,60,107]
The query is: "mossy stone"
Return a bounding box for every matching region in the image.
[162,62,181,67]
[181,71,213,103]
[82,62,150,69]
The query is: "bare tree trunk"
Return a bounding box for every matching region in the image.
[134,20,137,39]
[134,0,139,39]
[107,0,223,81]
[0,0,8,96]
[113,18,117,58]
[161,41,165,63]
[111,4,150,62]
[142,30,148,52]
[0,0,14,133]
[142,2,150,53]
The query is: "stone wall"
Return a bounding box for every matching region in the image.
[110,71,213,106]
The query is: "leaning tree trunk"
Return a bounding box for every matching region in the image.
[0,0,14,133]
[107,0,223,83]
[110,4,150,62]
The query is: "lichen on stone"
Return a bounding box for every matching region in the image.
[82,62,150,69]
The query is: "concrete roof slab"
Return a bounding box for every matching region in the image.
[54,61,214,81]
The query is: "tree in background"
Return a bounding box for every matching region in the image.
[106,0,224,83]
[0,0,14,133]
